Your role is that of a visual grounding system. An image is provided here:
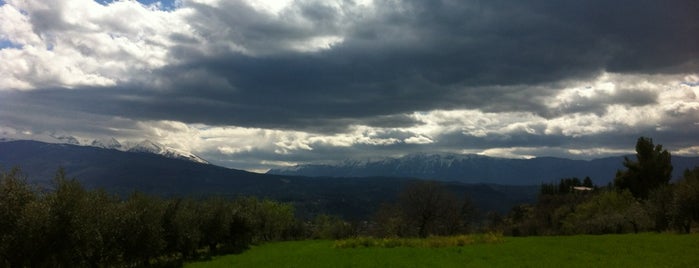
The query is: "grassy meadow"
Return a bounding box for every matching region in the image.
[186,233,699,267]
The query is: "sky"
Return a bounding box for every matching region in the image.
[1,0,698,172]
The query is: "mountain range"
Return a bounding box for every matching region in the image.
[268,152,699,185]
[0,140,538,219]
[8,135,209,164]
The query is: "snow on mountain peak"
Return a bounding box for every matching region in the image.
[85,138,209,164]
[91,137,122,150]
[49,134,81,145]
[159,146,210,164]
[125,140,209,164]
[127,139,165,154]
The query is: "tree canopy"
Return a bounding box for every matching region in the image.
[615,137,672,199]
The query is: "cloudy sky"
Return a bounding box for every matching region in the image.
[1,0,698,172]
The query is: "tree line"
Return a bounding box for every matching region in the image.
[499,137,699,236]
[0,168,308,267]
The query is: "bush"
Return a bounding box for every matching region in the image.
[333,233,503,249]
[561,190,652,234]
[310,214,355,240]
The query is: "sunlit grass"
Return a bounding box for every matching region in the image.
[186,233,699,268]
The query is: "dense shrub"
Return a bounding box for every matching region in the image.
[561,190,652,234]
[310,214,356,240]
[671,167,699,233]
[333,233,504,249]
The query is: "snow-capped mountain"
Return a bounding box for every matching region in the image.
[126,140,162,154]
[37,135,210,165]
[268,153,507,181]
[91,137,122,150]
[267,152,699,185]
[49,134,81,145]
[125,140,209,164]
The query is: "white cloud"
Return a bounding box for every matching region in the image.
[217,145,253,155]
[567,148,634,157]
[674,146,699,156]
[241,0,293,15]
[288,35,345,52]
[404,135,433,145]
[0,0,372,89]
[477,148,536,159]
[0,4,42,45]
[0,0,193,90]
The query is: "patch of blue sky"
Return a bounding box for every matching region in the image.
[94,0,180,11]
[0,39,22,50]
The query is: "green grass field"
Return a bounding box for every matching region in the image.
[186,233,699,267]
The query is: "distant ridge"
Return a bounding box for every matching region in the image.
[0,140,540,219]
[9,135,210,164]
[268,152,699,185]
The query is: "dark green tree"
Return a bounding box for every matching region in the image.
[562,189,651,234]
[614,137,672,199]
[44,168,91,265]
[558,177,582,194]
[646,185,674,232]
[460,194,479,233]
[310,214,354,240]
[671,167,699,233]
[118,192,166,266]
[0,167,265,266]
[398,181,462,237]
[234,197,295,242]
[161,198,201,259]
[81,189,123,266]
[372,203,409,237]
[0,167,41,267]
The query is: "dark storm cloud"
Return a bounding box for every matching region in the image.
[545,88,659,117]
[4,0,698,133]
[147,0,697,130]
[182,0,347,54]
[0,89,144,138]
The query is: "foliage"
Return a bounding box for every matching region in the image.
[310,214,356,240]
[670,167,699,232]
[333,233,503,249]
[505,186,592,236]
[399,181,462,237]
[374,181,468,238]
[460,194,479,233]
[645,185,674,231]
[0,167,41,267]
[615,137,672,199]
[506,137,696,236]
[234,197,297,242]
[0,167,303,267]
[561,190,652,234]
